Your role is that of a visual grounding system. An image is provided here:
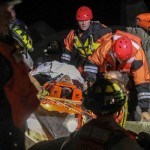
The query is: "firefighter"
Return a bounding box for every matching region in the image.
[0,0,40,150]
[61,5,112,82]
[9,7,34,70]
[104,71,129,127]
[60,77,144,150]
[28,78,150,150]
[88,29,150,121]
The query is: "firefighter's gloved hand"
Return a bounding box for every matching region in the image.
[137,132,150,150]
[84,60,98,83]
[84,72,97,82]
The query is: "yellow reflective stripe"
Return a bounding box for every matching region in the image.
[91,42,101,51]
[13,28,32,49]
[120,100,128,128]
[74,36,83,47]
[22,34,28,44]
[15,29,22,35]
[74,36,101,57]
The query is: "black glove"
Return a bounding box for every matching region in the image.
[84,60,98,82]
[137,132,150,150]
[84,72,97,82]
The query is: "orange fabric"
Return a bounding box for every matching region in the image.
[43,81,83,101]
[64,30,112,53]
[115,110,124,125]
[115,31,150,84]
[89,30,150,85]
[41,81,83,114]
[64,30,75,52]
[136,13,150,31]
[0,42,39,128]
[131,49,150,84]
[87,34,113,73]
[114,30,142,45]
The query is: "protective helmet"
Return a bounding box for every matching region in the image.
[0,0,22,5]
[113,36,133,61]
[76,6,93,21]
[83,77,127,115]
[11,25,33,52]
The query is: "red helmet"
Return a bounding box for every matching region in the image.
[113,36,133,61]
[76,6,93,21]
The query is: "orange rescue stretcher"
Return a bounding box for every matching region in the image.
[38,81,96,129]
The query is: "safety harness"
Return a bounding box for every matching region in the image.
[73,21,111,59]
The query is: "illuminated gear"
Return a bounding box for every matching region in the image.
[9,20,34,52]
[76,6,93,21]
[113,36,133,61]
[83,77,127,115]
[0,42,39,128]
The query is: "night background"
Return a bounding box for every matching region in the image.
[15,0,150,31]
[14,0,150,61]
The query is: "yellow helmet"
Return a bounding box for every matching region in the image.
[10,24,34,52]
[83,77,128,115]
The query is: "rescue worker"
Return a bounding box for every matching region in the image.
[9,9,34,71]
[60,77,144,150]
[104,71,129,127]
[61,5,112,82]
[88,29,150,121]
[0,0,40,150]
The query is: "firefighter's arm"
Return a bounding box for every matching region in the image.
[131,53,150,121]
[88,33,112,66]
[61,30,74,63]
[84,59,98,83]
[96,31,112,45]
[28,73,42,92]
[136,83,150,121]
[136,86,150,122]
